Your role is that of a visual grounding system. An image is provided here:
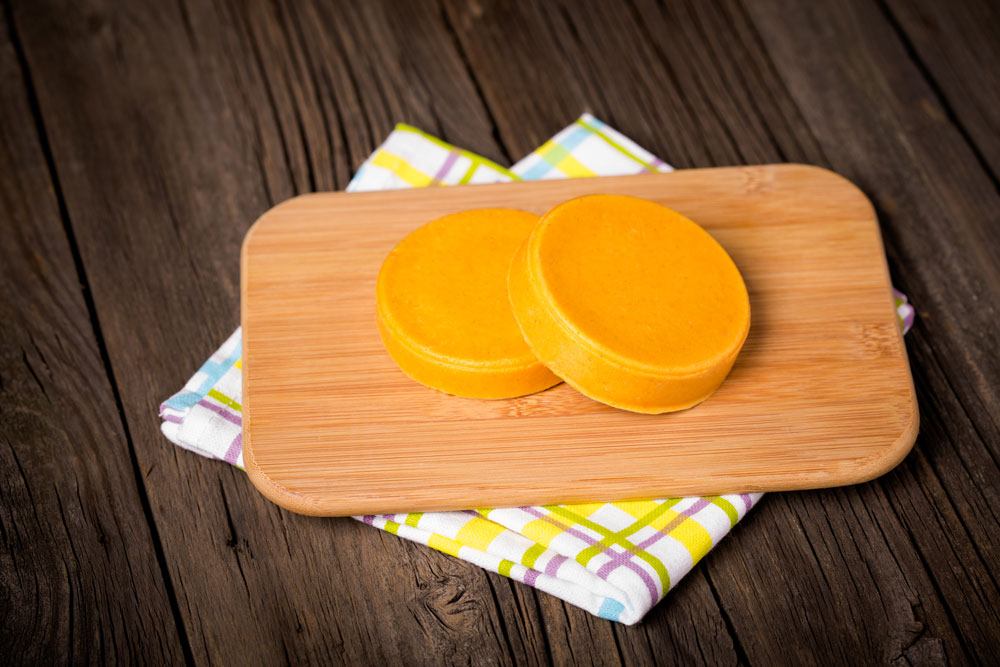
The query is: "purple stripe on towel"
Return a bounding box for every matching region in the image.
[431,150,460,184]
[545,554,568,577]
[223,433,243,465]
[196,398,242,426]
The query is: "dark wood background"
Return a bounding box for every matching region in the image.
[2,0,997,664]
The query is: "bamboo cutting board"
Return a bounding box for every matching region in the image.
[241,165,918,516]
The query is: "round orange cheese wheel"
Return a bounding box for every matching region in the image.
[376,208,561,399]
[508,194,750,414]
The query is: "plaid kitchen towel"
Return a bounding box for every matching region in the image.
[160,114,914,624]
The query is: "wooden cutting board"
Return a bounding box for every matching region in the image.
[241,165,918,516]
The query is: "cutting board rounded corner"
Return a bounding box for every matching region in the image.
[241,192,329,256]
[242,437,331,516]
[844,388,920,487]
[803,162,874,199]
[778,163,872,197]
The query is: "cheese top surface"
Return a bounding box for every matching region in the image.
[528,194,750,374]
[377,208,542,369]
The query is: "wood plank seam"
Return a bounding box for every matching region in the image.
[2,3,193,661]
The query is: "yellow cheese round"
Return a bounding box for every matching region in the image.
[508,194,750,413]
[377,209,561,399]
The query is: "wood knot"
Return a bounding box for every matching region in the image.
[741,167,775,195]
[412,575,483,633]
[854,322,897,358]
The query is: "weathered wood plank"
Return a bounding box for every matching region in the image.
[0,6,184,664]
[882,0,1000,179]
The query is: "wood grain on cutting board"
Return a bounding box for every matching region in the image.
[241,165,917,516]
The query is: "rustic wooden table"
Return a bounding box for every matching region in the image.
[2,1,998,664]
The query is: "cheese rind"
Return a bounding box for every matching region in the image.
[508,194,750,413]
[376,209,561,399]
